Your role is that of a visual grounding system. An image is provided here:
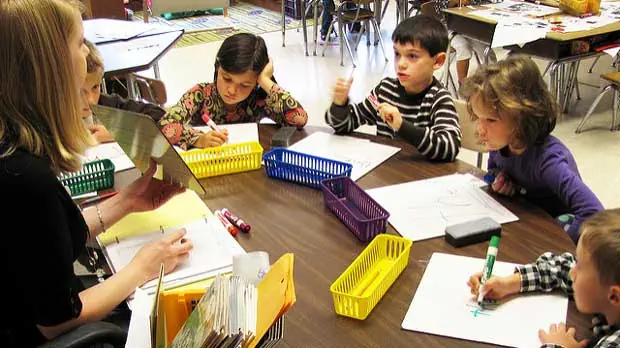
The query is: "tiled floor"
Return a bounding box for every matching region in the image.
[148,6,620,208]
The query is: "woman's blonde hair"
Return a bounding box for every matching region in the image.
[0,0,93,173]
[460,56,557,150]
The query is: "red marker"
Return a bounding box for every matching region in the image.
[222,208,251,233]
[201,113,223,133]
[215,210,238,236]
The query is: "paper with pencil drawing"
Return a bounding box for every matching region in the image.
[366,174,518,241]
[83,142,135,172]
[402,253,568,348]
[287,132,400,181]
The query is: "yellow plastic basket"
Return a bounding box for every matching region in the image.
[330,234,412,320]
[180,141,263,178]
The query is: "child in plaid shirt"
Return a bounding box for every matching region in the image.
[467,209,620,348]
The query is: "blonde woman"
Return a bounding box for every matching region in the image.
[0,0,192,346]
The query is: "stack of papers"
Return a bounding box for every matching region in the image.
[171,275,258,348]
[366,174,518,241]
[83,142,135,173]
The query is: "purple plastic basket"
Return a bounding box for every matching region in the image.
[321,176,390,243]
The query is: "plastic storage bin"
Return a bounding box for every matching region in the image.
[262,148,352,189]
[330,234,412,320]
[321,177,390,242]
[180,141,263,178]
[59,159,115,196]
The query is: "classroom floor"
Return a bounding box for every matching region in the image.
[150,5,620,209]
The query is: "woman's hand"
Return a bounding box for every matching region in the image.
[130,229,194,283]
[117,159,185,214]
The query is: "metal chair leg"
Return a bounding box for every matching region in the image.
[281,0,286,47]
[313,0,319,56]
[342,26,357,67]
[476,152,483,169]
[321,21,335,57]
[371,20,388,62]
[575,84,615,133]
[588,55,601,73]
[612,89,618,131]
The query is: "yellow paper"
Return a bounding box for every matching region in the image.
[248,253,296,348]
[98,190,212,245]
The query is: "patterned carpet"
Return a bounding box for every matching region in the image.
[133,3,314,48]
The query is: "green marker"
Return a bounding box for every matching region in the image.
[477,236,501,307]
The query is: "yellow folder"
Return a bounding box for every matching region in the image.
[248,253,296,348]
[98,190,212,245]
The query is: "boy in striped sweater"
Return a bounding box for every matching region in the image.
[325,16,461,162]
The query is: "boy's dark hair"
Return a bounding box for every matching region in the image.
[460,55,557,150]
[213,33,275,100]
[391,15,448,57]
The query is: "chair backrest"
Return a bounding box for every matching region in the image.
[453,99,487,155]
[420,0,441,20]
[133,74,168,107]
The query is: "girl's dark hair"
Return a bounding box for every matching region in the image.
[213,33,275,100]
[460,55,557,150]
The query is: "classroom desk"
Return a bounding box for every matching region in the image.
[443,6,620,113]
[115,124,591,347]
[85,19,183,99]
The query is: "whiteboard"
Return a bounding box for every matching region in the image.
[402,253,568,348]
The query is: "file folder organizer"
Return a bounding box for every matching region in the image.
[180,141,263,178]
[262,149,352,189]
[58,159,115,196]
[330,235,412,320]
[321,176,390,242]
[160,285,285,348]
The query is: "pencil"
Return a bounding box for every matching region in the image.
[80,191,119,205]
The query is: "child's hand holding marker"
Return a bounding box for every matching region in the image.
[377,102,403,131]
[484,171,526,197]
[467,271,521,302]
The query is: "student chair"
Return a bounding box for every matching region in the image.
[132,73,168,107]
[575,71,620,133]
[454,99,487,168]
[321,0,389,67]
[37,321,126,348]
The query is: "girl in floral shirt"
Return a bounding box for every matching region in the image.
[159,33,308,149]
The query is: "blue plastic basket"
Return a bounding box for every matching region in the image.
[262,149,352,189]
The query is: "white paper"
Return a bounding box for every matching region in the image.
[104,217,246,293]
[492,0,560,17]
[366,174,519,241]
[176,123,260,153]
[287,132,400,181]
[491,19,549,48]
[604,46,620,58]
[125,288,152,348]
[84,18,164,44]
[83,142,135,172]
[402,253,568,348]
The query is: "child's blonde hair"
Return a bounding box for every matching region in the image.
[580,209,620,286]
[460,56,557,150]
[0,0,94,173]
[85,39,104,74]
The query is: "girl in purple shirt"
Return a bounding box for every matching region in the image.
[460,56,603,244]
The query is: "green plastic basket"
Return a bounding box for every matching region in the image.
[59,159,115,196]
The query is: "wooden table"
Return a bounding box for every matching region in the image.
[443,6,620,113]
[180,125,590,347]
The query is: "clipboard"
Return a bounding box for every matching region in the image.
[92,104,206,196]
